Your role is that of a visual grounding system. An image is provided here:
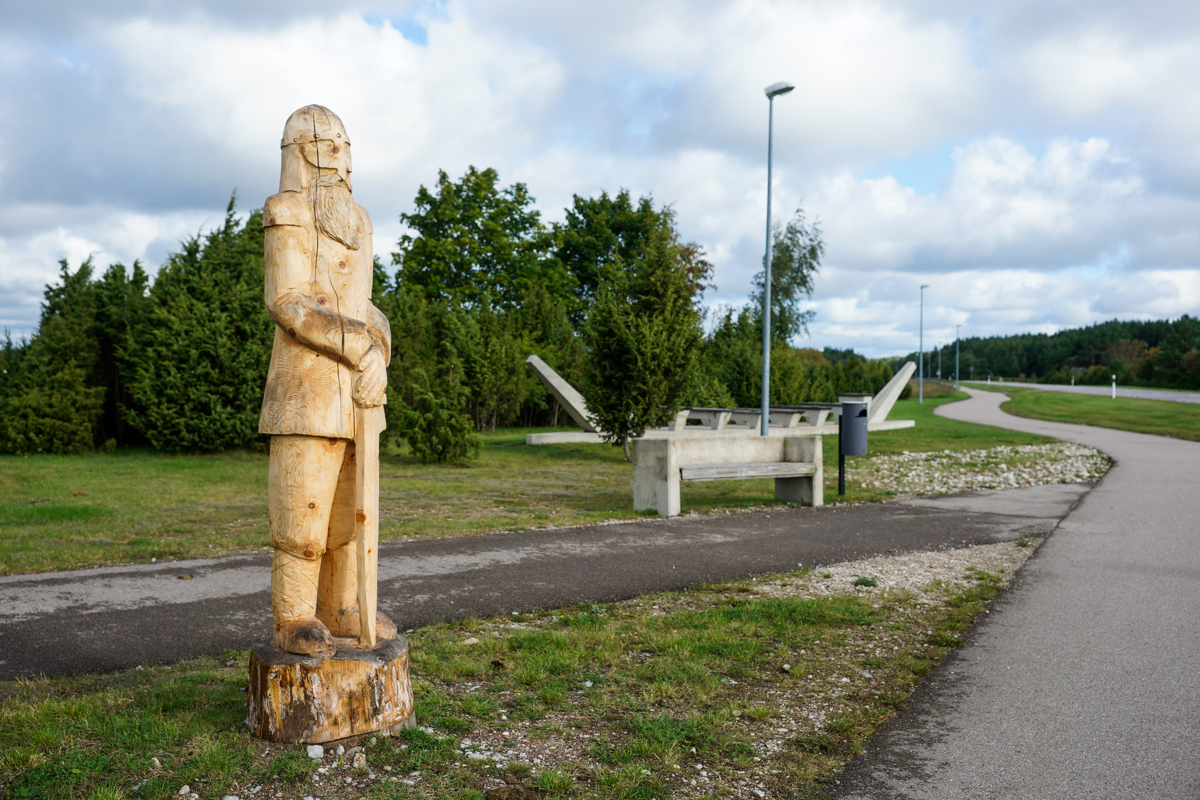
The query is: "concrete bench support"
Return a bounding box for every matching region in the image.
[632,435,823,517]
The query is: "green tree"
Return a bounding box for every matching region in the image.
[750,208,823,343]
[94,261,150,446]
[397,351,480,465]
[462,305,528,431]
[0,259,105,454]
[392,166,568,309]
[122,197,273,451]
[580,224,704,459]
[1148,315,1200,389]
[557,189,712,320]
[513,285,586,427]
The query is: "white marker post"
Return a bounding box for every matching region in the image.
[1112,375,1116,400]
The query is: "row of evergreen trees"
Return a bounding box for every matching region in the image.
[0,172,897,459]
[909,317,1200,389]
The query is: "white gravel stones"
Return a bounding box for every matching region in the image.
[849,443,1108,496]
[788,540,1037,600]
[305,744,324,760]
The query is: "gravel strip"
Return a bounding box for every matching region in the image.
[849,443,1108,496]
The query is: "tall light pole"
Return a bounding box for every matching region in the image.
[955,324,961,390]
[919,284,929,403]
[760,80,795,436]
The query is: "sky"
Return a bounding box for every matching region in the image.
[2,0,1198,357]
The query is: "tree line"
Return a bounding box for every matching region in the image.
[904,316,1200,389]
[0,169,898,460]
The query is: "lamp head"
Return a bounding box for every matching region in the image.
[764,81,795,98]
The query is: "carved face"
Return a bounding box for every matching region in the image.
[298,139,352,190]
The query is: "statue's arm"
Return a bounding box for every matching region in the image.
[263,193,376,367]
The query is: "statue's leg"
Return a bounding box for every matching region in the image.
[268,434,344,656]
[317,439,398,641]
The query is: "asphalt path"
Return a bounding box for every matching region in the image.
[967,379,1200,404]
[0,480,1085,681]
[830,387,1200,799]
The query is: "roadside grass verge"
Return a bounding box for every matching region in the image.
[0,394,1053,577]
[0,540,1035,800]
[971,384,1200,442]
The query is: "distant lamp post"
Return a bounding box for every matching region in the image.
[955,324,961,390]
[918,284,929,403]
[760,80,795,436]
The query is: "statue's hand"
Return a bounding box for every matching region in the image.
[353,346,387,408]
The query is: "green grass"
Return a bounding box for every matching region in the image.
[0,397,1053,577]
[0,556,1019,800]
[968,384,1200,442]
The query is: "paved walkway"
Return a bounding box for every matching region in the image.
[969,379,1200,404]
[831,387,1200,799]
[0,479,1083,680]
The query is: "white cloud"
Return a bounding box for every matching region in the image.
[0,207,213,337]
[0,0,1197,357]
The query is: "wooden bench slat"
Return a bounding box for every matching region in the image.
[680,461,817,482]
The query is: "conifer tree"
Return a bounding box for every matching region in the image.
[0,259,105,454]
[122,197,273,451]
[580,223,704,460]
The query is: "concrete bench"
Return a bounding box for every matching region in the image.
[632,435,823,517]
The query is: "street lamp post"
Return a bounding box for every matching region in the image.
[955,324,961,390]
[919,284,929,403]
[760,80,795,436]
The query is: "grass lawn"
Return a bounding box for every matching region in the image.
[966,384,1200,442]
[0,391,1053,577]
[0,543,1029,800]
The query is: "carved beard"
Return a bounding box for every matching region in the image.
[308,172,363,251]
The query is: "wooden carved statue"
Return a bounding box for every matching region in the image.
[259,104,395,656]
[247,106,412,743]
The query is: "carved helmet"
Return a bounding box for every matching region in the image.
[280,104,350,147]
[278,105,352,191]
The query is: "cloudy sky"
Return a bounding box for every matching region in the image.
[2,0,1198,356]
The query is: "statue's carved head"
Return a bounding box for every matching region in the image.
[279,105,352,192]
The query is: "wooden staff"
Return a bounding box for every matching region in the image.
[355,403,384,646]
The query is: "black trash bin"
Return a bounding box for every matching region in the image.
[840,401,869,457]
[838,400,869,495]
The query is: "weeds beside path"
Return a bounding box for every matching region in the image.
[0,537,1040,800]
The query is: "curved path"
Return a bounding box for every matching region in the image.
[832,388,1200,799]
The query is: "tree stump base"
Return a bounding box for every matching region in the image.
[245,636,414,743]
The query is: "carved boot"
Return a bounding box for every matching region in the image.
[316,543,398,642]
[271,550,335,656]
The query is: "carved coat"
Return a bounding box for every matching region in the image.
[258,190,391,439]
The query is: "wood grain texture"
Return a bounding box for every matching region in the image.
[355,405,384,646]
[245,637,413,743]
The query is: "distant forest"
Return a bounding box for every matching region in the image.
[898,317,1200,389]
